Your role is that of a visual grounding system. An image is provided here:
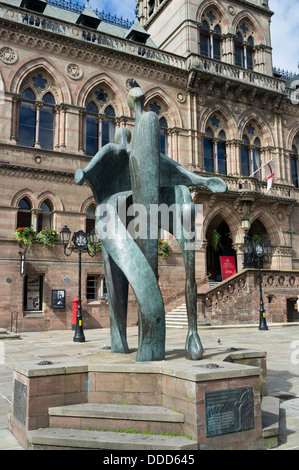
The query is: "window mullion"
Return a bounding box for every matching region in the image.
[249,147,254,176]
[98,115,103,150]
[210,34,213,58]
[244,45,247,69]
[35,102,42,147]
[213,140,218,173]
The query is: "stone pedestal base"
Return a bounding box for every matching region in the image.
[8,350,267,450]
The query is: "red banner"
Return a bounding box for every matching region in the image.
[220,256,236,281]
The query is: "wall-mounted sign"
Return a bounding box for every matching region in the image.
[220,256,236,281]
[205,386,254,437]
[52,290,65,309]
[64,278,70,284]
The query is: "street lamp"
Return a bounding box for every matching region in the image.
[253,240,270,330]
[254,239,272,330]
[241,217,272,330]
[60,226,97,342]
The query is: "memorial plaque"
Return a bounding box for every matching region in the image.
[205,386,254,437]
[13,380,27,425]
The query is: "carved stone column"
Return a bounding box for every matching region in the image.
[10,95,21,144]
[233,242,244,273]
[59,104,68,149]
[34,101,43,148]
[78,109,86,153]
[271,247,293,270]
[31,208,41,231]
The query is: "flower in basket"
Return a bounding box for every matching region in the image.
[36,227,59,247]
[158,238,172,259]
[15,226,36,248]
[88,240,102,256]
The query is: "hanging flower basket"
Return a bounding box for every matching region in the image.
[35,227,59,247]
[15,227,36,248]
[88,240,102,256]
[158,239,172,259]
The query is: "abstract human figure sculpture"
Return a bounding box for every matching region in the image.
[75,84,227,362]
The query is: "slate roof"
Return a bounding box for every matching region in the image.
[0,0,156,47]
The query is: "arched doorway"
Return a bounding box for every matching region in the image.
[206,217,237,282]
[248,218,270,269]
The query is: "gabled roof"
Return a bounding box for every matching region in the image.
[125,20,150,44]
[20,0,47,13]
[76,0,101,29]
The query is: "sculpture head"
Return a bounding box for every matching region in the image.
[127,86,145,116]
[115,127,131,146]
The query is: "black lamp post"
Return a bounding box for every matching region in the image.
[60,226,97,343]
[241,216,272,330]
[253,241,269,330]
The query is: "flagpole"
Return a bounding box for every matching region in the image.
[249,159,273,178]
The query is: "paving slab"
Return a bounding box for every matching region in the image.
[1,324,299,450]
[27,427,198,450]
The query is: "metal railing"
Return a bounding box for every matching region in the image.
[0,306,19,333]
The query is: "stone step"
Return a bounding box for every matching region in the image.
[49,403,185,435]
[0,329,20,340]
[167,311,188,315]
[165,305,210,328]
[27,428,198,450]
[261,396,280,449]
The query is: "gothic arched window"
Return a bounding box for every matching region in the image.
[235,24,254,70]
[85,101,98,157]
[146,100,169,156]
[37,200,53,231]
[199,15,222,60]
[102,105,116,148]
[159,116,168,155]
[84,99,116,156]
[290,136,299,187]
[86,203,96,234]
[39,92,55,150]
[18,74,56,149]
[204,127,214,173]
[19,88,36,148]
[217,130,227,175]
[241,128,262,177]
[203,126,227,175]
[17,197,32,228]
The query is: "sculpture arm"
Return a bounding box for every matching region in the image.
[160,153,227,194]
[74,143,119,186]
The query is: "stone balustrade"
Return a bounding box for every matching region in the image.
[195,57,286,94]
[0,4,186,71]
[198,269,299,325]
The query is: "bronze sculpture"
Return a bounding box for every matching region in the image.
[75,84,227,362]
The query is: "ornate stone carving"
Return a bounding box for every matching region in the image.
[66,63,83,80]
[176,92,186,103]
[0,46,18,64]
[272,247,293,257]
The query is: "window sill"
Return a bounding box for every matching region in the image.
[23,311,43,318]
[86,299,108,305]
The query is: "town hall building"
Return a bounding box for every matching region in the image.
[0,0,298,332]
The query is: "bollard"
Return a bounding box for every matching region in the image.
[72,296,78,330]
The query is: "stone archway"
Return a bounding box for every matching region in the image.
[206,215,237,282]
[248,218,271,268]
